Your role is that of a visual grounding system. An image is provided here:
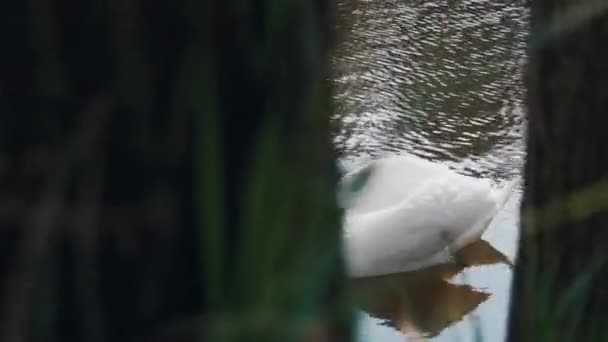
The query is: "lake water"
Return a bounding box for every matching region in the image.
[331,0,528,340]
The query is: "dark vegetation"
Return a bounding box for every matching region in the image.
[508,1,608,341]
[1,0,608,341]
[0,1,352,341]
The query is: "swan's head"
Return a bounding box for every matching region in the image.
[336,162,374,209]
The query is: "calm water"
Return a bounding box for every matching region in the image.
[331,0,528,340]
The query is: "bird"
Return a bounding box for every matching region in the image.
[337,153,519,278]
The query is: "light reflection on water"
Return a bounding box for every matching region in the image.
[353,239,510,337]
[332,0,528,340]
[333,0,527,179]
[354,191,521,342]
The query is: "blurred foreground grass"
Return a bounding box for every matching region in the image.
[2,0,608,341]
[0,1,353,341]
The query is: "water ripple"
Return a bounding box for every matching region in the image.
[333,0,528,180]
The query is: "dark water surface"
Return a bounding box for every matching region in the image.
[331,0,528,340]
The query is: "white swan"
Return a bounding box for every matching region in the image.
[338,154,518,278]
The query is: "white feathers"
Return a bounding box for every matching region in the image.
[340,154,517,278]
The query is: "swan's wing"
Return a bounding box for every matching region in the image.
[449,176,519,249]
[344,214,455,277]
[344,173,500,277]
[423,176,500,249]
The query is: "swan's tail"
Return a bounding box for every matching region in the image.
[494,175,522,209]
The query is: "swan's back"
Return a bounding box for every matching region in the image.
[341,155,451,214]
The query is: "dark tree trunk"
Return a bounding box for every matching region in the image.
[508,1,608,340]
[0,1,351,342]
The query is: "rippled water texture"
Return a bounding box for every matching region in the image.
[332,0,529,340]
[333,0,528,179]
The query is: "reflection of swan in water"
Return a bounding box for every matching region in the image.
[338,154,518,277]
[353,239,510,338]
